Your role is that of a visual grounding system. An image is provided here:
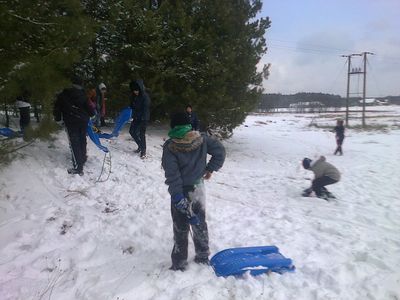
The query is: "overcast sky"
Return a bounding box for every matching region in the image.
[259,0,400,97]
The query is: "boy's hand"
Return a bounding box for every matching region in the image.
[172,194,189,214]
[203,171,212,180]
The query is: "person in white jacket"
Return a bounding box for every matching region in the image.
[302,156,340,199]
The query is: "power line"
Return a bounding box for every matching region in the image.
[325,60,347,94]
[367,59,385,97]
[269,43,342,56]
[268,38,400,62]
[268,37,360,54]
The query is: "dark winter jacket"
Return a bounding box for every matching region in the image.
[54,84,94,128]
[309,156,341,181]
[16,98,31,127]
[130,80,151,121]
[187,112,199,131]
[95,87,106,117]
[162,131,226,197]
[334,125,345,139]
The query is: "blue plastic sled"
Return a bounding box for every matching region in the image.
[210,246,295,277]
[0,127,21,138]
[97,107,132,139]
[87,120,109,153]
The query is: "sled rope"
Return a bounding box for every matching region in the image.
[2,140,34,155]
[96,151,112,183]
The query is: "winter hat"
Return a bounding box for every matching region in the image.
[170,112,191,129]
[98,83,106,90]
[302,158,312,169]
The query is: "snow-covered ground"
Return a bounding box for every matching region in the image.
[1,107,400,300]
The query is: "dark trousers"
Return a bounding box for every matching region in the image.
[170,183,209,268]
[100,116,106,127]
[334,136,344,155]
[129,120,147,153]
[66,126,87,172]
[19,108,30,132]
[312,176,338,196]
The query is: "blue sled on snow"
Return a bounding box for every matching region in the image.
[210,245,295,277]
[0,127,22,138]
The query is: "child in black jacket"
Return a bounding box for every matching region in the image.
[333,119,345,155]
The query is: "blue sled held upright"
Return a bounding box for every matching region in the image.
[210,245,295,277]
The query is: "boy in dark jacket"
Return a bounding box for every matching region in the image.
[186,104,199,131]
[302,156,341,200]
[162,112,226,271]
[15,92,31,134]
[333,119,345,155]
[54,76,94,175]
[129,79,151,158]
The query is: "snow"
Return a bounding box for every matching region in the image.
[1,106,400,300]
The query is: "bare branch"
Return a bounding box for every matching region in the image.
[8,12,56,26]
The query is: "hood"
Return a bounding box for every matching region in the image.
[130,79,145,95]
[168,131,203,153]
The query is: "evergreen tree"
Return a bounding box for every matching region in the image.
[1,0,269,137]
[0,1,93,126]
[96,0,270,136]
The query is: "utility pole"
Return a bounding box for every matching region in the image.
[362,52,375,127]
[342,52,374,127]
[341,53,362,127]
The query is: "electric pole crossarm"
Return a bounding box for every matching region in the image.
[341,52,374,127]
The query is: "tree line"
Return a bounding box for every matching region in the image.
[0,0,270,137]
[257,93,400,112]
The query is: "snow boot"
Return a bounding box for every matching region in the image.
[302,188,313,197]
[321,187,336,199]
[194,256,210,265]
[67,168,84,176]
[169,261,188,271]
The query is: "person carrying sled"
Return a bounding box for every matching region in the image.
[302,156,340,200]
[333,119,345,155]
[162,112,226,271]
[129,79,151,158]
[54,75,94,175]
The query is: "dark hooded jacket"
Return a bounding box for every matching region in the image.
[162,131,226,197]
[130,80,151,121]
[334,125,345,139]
[187,111,199,131]
[54,84,94,128]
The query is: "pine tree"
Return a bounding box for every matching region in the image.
[93,0,270,136]
[0,1,93,127]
